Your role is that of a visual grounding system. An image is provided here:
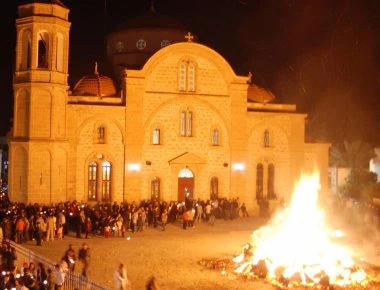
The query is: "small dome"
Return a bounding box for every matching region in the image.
[247,85,276,103]
[72,64,116,97]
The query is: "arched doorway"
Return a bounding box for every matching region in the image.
[178,167,194,202]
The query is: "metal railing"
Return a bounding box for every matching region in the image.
[3,239,108,290]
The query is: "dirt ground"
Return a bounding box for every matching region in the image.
[22,216,278,290]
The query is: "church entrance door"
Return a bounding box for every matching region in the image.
[177,167,194,202]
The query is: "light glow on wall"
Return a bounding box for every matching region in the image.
[127,163,141,172]
[232,163,245,171]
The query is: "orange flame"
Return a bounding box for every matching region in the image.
[233,171,367,287]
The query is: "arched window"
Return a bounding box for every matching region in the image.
[97,125,105,144]
[210,177,218,200]
[181,111,186,136]
[102,161,111,200]
[178,60,196,92]
[38,31,49,68]
[153,128,160,145]
[178,167,193,178]
[267,163,276,199]
[88,162,97,200]
[180,110,193,137]
[151,177,160,200]
[187,111,192,136]
[264,129,270,147]
[179,62,186,91]
[256,163,264,200]
[212,128,219,146]
[188,62,195,92]
[56,33,64,71]
[21,30,32,70]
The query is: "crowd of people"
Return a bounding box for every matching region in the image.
[0,196,249,289]
[0,238,75,289]
[0,197,248,245]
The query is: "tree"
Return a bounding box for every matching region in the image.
[329,140,374,169]
[339,169,377,200]
[330,140,377,200]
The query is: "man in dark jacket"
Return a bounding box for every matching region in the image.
[78,243,90,277]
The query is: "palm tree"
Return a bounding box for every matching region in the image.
[329,140,374,169]
[330,140,376,200]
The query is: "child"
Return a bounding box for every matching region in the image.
[57,224,63,240]
[104,225,111,238]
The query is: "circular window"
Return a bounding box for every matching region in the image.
[161,39,171,47]
[115,41,124,52]
[136,39,146,50]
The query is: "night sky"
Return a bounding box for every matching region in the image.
[1,0,380,146]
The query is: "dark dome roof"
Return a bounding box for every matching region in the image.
[115,11,186,31]
[72,64,116,97]
[247,85,276,103]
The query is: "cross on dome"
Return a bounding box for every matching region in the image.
[185,32,194,42]
[149,0,156,12]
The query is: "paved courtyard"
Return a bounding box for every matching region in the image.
[20,215,380,290]
[22,217,276,290]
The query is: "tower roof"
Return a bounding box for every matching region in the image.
[20,0,67,8]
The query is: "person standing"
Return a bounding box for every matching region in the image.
[146,276,159,290]
[84,217,92,239]
[195,202,203,222]
[182,209,190,230]
[34,220,43,246]
[78,243,90,277]
[113,263,130,290]
[46,214,56,241]
[240,203,249,217]
[57,211,66,239]
[54,263,66,290]
[63,244,77,272]
[37,262,48,289]
[205,202,211,222]
[15,216,26,244]
[208,205,215,226]
[161,208,168,231]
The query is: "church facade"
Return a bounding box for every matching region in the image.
[9,0,330,214]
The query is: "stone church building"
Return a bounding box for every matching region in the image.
[9,0,330,214]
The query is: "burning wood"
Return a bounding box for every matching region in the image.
[200,171,380,289]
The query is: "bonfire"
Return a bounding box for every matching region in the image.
[200,171,380,289]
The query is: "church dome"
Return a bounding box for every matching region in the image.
[72,64,116,97]
[247,85,276,103]
[114,8,186,31]
[106,4,190,79]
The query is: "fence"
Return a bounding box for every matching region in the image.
[4,239,108,290]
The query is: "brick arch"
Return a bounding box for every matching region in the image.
[140,42,245,84]
[77,116,124,145]
[10,146,28,202]
[31,88,52,138]
[83,150,117,201]
[247,121,290,152]
[14,89,30,137]
[143,96,230,145]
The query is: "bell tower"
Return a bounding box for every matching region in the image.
[9,0,71,203]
